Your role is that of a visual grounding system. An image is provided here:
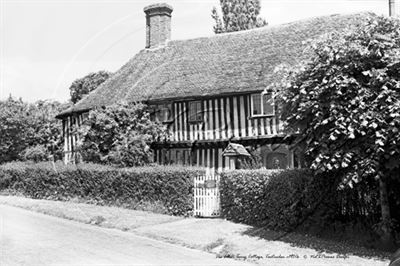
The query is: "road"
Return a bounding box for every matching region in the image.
[0,204,251,266]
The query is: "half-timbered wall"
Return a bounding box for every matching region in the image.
[62,113,84,164]
[153,144,294,171]
[151,93,292,170]
[62,94,290,168]
[161,94,283,143]
[154,147,235,172]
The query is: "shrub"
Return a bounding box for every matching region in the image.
[77,102,167,167]
[20,145,49,162]
[0,162,204,216]
[220,168,400,249]
[220,169,334,231]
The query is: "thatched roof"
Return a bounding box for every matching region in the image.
[57,12,373,118]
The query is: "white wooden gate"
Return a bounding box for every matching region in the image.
[194,173,220,217]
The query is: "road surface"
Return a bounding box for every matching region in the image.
[0,204,251,266]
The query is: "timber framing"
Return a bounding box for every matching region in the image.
[57,10,373,169]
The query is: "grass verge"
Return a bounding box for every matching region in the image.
[0,195,181,230]
[0,195,391,266]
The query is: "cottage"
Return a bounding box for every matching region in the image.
[56,3,366,171]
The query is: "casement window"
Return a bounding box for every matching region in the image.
[168,149,191,166]
[155,103,173,123]
[81,112,89,121]
[251,93,275,117]
[176,149,191,166]
[188,101,203,122]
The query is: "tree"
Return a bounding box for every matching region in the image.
[277,16,400,249]
[28,100,69,160]
[0,97,32,162]
[0,96,67,163]
[69,70,111,104]
[77,102,167,167]
[211,0,267,34]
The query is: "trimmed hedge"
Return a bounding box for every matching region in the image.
[220,169,334,231]
[220,169,400,249]
[0,162,204,215]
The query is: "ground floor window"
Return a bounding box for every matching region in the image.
[154,144,300,170]
[257,144,292,169]
[160,148,191,165]
[263,152,288,169]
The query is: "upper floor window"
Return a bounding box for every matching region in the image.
[188,101,203,122]
[155,103,173,123]
[81,112,89,121]
[251,93,274,117]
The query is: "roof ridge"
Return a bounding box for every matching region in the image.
[168,11,374,45]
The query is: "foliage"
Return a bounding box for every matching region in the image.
[69,71,111,104]
[0,97,31,163]
[28,100,69,160]
[0,162,205,216]
[211,0,267,34]
[220,169,400,248]
[276,15,400,248]
[0,96,67,164]
[220,169,326,230]
[278,16,400,184]
[236,148,263,169]
[77,102,167,167]
[20,145,49,162]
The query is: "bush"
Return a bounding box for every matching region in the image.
[220,168,400,249]
[0,162,204,216]
[220,169,334,231]
[77,102,167,167]
[20,145,49,162]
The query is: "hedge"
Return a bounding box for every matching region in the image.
[220,168,400,248]
[220,169,337,231]
[0,162,205,216]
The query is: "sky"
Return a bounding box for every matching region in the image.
[0,0,397,103]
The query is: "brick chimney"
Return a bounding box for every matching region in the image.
[144,3,173,48]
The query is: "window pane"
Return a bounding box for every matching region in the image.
[155,108,163,122]
[164,104,172,121]
[176,150,182,165]
[156,104,172,122]
[189,101,202,122]
[162,108,168,121]
[183,150,191,166]
[252,94,262,115]
[196,102,202,121]
[189,102,196,121]
[263,94,274,115]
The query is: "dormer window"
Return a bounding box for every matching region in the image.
[251,93,275,117]
[188,101,203,122]
[155,103,173,123]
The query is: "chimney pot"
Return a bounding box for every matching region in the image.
[144,3,173,48]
